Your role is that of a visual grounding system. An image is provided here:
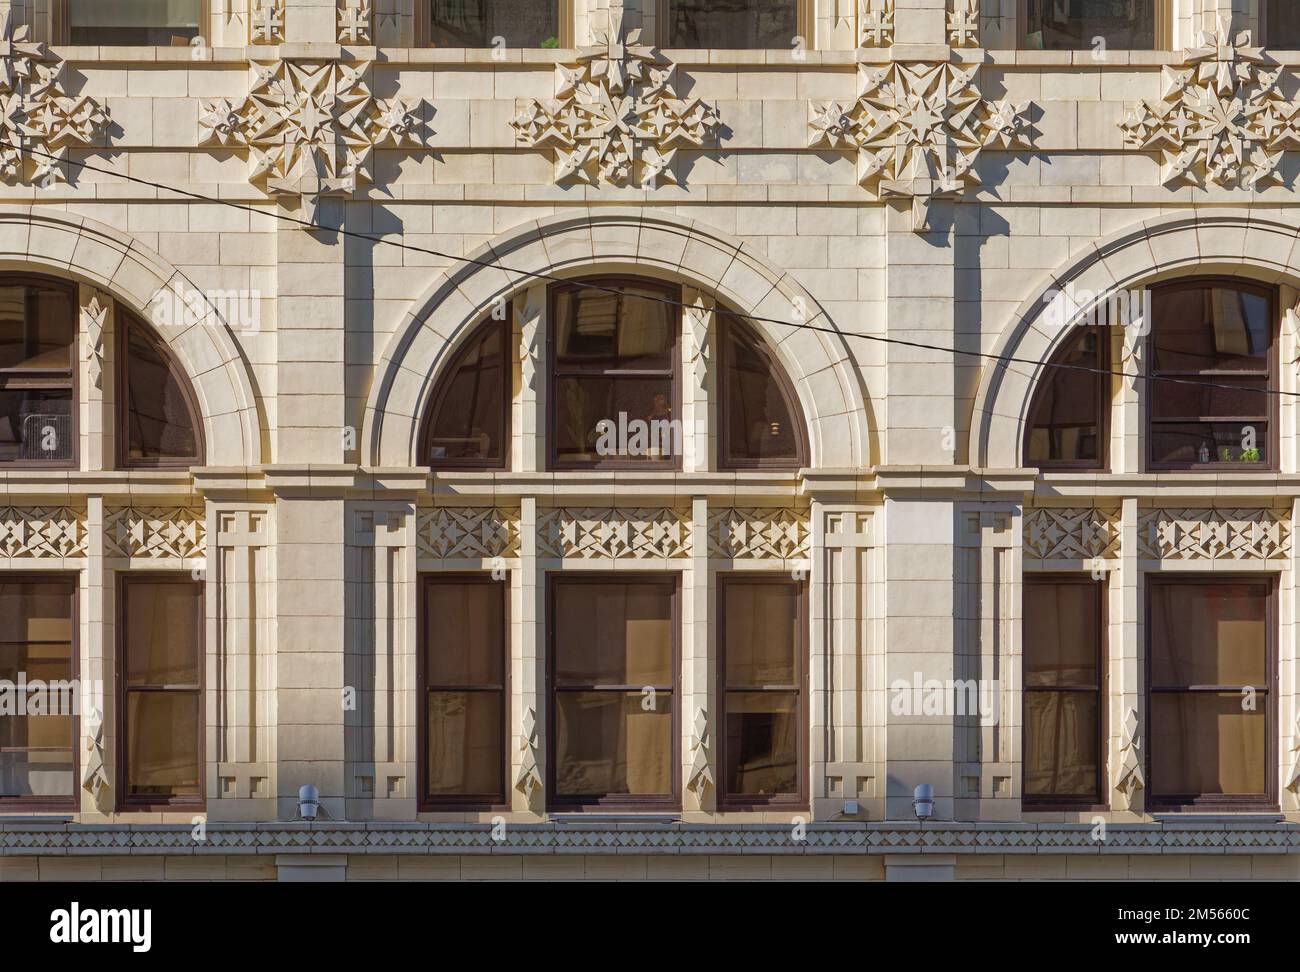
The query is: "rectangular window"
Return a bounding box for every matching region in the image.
[0,278,76,466]
[718,577,806,808]
[1147,578,1274,810]
[420,575,507,807]
[427,0,564,48]
[549,576,677,809]
[1021,0,1164,50]
[0,578,77,807]
[1148,281,1276,470]
[65,0,205,46]
[119,576,203,808]
[660,0,803,49]
[1266,1,1300,48]
[1022,576,1104,807]
[550,279,680,470]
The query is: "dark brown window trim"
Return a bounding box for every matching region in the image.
[1016,0,1170,50]
[547,276,683,472]
[546,572,681,812]
[716,574,808,811]
[1023,325,1111,473]
[115,573,206,812]
[1146,278,1279,473]
[417,572,510,811]
[1144,574,1278,813]
[116,310,207,470]
[419,315,511,472]
[0,273,79,471]
[1021,573,1107,813]
[717,315,809,472]
[0,573,80,812]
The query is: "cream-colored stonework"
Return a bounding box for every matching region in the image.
[3,0,1300,883]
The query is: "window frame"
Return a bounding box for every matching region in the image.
[1264,1,1300,48]
[1144,574,1277,813]
[417,572,510,811]
[117,310,206,470]
[717,314,808,471]
[656,0,812,50]
[0,273,79,470]
[1020,573,1107,812]
[547,276,683,472]
[54,0,211,46]
[419,316,512,472]
[0,574,80,811]
[716,574,808,811]
[1017,0,1170,51]
[1146,277,1278,473]
[1023,325,1111,472]
[546,572,681,812]
[115,573,206,812]
[418,0,575,48]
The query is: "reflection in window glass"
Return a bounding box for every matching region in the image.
[1267,1,1300,48]
[69,0,202,46]
[666,0,799,49]
[423,319,508,468]
[0,279,75,464]
[0,580,76,803]
[1024,328,1105,468]
[720,316,804,468]
[1148,580,1271,804]
[551,578,676,805]
[1023,0,1157,50]
[123,318,200,464]
[429,0,560,48]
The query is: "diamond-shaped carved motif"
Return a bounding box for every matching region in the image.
[1023,507,1120,561]
[708,508,810,560]
[0,507,87,559]
[1137,508,1290,561]
[104,508,206,560]
[537,508,692,559]
[417,508,520,560]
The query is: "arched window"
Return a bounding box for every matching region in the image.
[550,277,680,469]
[1023,327,1108,470]
[1148,280,1275,470]
[119,314,204,467]
[420,316,510,470]
[0,276,77,466]
[719,315,807,469]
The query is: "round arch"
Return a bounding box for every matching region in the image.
[971,210,1300,469]
[363,209,876,468]
[0,206,264,467]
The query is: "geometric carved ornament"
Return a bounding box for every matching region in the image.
[1023,507,1121,561]
[537,508,692,559]
[104,507,206,560]
[1137,508,1290,561]
[417,507,520,560]
[0,507,87,558]
[707,508,810,560]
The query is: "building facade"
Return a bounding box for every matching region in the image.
[1,0,1300,881]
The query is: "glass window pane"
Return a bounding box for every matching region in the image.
[554,691,673,797]
[554,377,676,463]
[0,751,74,798]
[425,581,504,685]
[1152,285,1272,372]
[1150,421,1268,466]
[125,322,200,462]
[70,0,201,45]
[1270,1,1300,47]
[722,319,802,464]
[1023,691,1099,797]
[554,582,673,686]
[0,283,75,372]
[1150,583,1268,687]
[723,691,799,796]
[1024,0,1157,50]
[667,0,799,49]
[1151,378,1270,420]
[425,322,506,465]
[1023,581,1099,687]
[554,286,675,370]
[1025,328,1103,465]
[430,0,559,48]
[125,691,201,798]
[1150,693,1267,796]
[0,390,73,463]
[724,583,799,686]
[0,581,74,646]
[125,582,201,686]
[427,691,502,795]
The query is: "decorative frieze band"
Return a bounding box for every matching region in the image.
[708,508,810,560]
[417,507,520,560]
[1137,508,1291,562]
[104,507,206,560]
[0,507,87,559]
[537,507,692,560]
[1023,507,1120,562]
